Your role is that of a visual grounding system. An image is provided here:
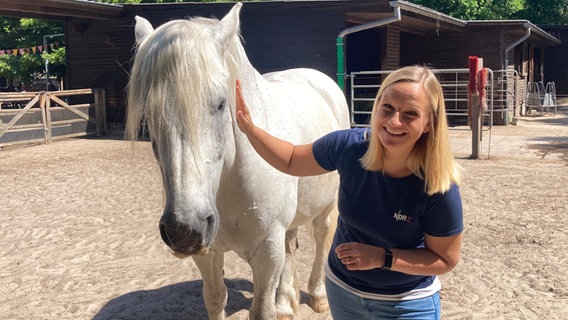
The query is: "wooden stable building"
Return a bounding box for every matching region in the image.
[0,0,562,127]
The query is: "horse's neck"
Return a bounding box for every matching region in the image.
[233,44,269,96]
[223,41,272,170]
[230,41,272,126]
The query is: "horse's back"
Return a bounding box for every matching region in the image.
[263,68,350,135]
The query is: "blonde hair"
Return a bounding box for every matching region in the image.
[360,66,461,195]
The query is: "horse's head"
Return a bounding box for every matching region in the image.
[127,3,243,257]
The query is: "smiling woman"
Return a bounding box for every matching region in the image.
[360,66,460,194]
[236,65,464,320]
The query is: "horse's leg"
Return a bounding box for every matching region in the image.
[275,228,300,319]
[248,233,286,320]
[308,206,337,313]
[192,252,227,320]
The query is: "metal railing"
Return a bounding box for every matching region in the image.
[526,80,558,116]
[348,68,521,128]
[350,69,485,127]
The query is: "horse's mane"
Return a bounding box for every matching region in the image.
[126,16,242,155]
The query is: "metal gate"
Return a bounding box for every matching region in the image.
[348,68,519,128]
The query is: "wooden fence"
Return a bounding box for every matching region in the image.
[0,89,106,149]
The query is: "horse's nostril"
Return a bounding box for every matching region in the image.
[204,213,217,242]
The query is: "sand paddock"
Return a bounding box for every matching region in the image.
[1,107,567,319]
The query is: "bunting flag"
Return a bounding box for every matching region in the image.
[0,42,62,57]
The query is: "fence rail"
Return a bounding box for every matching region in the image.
[0,89,106,149]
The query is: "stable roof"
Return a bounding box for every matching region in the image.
[0,0,560,47]
[0,0,123,21]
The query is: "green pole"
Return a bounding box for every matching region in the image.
[336,37,345,92]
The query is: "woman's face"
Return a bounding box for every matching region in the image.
[373,81,431,157]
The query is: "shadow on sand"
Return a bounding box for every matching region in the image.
[93,278,314,320]
[526,136,568,160]
[93,278,253,320]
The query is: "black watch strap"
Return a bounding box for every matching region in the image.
[382,248,393,271]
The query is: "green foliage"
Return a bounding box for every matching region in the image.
[514,0,568,24]
[0,16,64,88]
[42,47,66,83]
[475,0,525,20]
[407,0,567,24]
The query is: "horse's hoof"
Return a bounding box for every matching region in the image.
[309,296,330,313]
[276,304,296,320]
[277,314,294,320]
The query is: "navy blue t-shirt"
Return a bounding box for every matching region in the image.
[313,128,463,295]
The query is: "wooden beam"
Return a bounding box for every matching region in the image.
[0,0,123,20]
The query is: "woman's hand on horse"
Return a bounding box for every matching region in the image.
[235,80,254,133]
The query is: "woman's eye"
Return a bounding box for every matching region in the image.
[381,105,394,115]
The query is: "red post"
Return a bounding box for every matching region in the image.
[468,56,483,159]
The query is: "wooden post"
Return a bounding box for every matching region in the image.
[94,88,107,136]
[40,93,48,144]
[470,94,482,159]
[43,92,53,143]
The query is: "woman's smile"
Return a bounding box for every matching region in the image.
[384,126,407,136]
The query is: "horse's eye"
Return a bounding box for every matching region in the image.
[217,102,224,111]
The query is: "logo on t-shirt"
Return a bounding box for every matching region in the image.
[393,210,412,223]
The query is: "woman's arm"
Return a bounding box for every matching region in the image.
[391,233,462,275]
[335,233,462,275]
[235,80,329,177]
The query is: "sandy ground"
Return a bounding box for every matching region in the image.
[1,107,567,320]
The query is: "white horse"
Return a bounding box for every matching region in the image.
[126,3,350,319]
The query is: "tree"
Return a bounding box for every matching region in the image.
[515,0,568,25]
[0,17,64,90]
[407,0,568,23]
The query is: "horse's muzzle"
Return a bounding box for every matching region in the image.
[159,212,217,256]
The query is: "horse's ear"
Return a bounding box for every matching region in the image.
[134,16,154,45]
[216,2,242,47]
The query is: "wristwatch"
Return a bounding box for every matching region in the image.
[382,248,393,271]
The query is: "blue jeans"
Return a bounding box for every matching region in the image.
[325,277,441,320]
